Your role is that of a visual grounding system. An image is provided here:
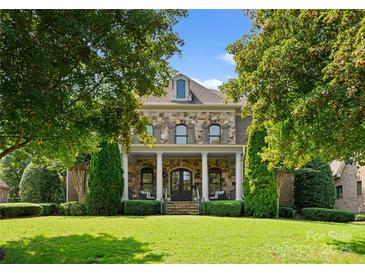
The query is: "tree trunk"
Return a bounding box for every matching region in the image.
[70,165,87,203]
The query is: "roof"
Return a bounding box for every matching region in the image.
[0,178,10,191]
[330,160,346,178]
[142,73,245,107]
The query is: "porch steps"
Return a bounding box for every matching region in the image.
[165,201,199,215]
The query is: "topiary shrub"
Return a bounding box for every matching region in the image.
[19,163,64,203]
[302,208,355,223]
[86,141,123,216]
[243,124,278,218]
[38,203,59,216]
[0,203,42,218]
[59,201,86,216]
[279,206,294,218]
[294,160,335,210]
[124,200,161,215]
[204,200,243,217]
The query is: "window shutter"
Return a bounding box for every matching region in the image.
[153,125,161,144]
[187,125,195,144]
[222,125,230,144]
[202,125,209,144]
[168,125,175,144]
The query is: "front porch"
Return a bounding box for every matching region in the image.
[121,145,245,202]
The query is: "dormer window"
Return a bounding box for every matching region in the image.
[176,79,186,98]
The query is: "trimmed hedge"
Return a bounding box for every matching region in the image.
[294,160,335,210]
[59,202,86,216]
[279,206,294,218]
[0,203,42,218]
[204,200,243,217]
[243,124,278,218]
[355,214,365,222]
[38,203,59,216]
[124,200,161,215]
[302,208,355,223]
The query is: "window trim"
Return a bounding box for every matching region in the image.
[140,167,155,196]
[176,79,186,99]
[209,168,222,195]
[175,124,188,144]
[336,185,343,199]
[209,124,221,144]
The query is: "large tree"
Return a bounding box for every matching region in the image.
[222,10,365,169]
[0,10,186,164]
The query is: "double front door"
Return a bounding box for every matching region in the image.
[170,169,192,201]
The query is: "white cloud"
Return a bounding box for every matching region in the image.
[218,53,235,65]
[192,78,223,90]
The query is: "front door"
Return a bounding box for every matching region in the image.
[170,169,192,201]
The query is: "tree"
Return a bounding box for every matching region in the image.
[293,159,336,210]
[0,150,31,201]
[0,10,186,164]
[244,122,278,218]
[86,141,123,215]
[20,162,65,203]
[69,153,90,203]
[222,10,365,169]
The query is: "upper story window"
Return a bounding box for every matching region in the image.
[146,125,153,135]
[176,79,186,98]
[209,125,221,144]
[357,181,362,196]
[175,124,187,144]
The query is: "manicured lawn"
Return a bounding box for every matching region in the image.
[0,215,364,263]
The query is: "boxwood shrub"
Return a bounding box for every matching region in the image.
[124,200,161,215]
[0,203,42,218]
[279,206,294,218]
[38,203,59,216]
[302,208,355,223]
[355,214,365,222]
[59,201,86,216]
[204,200,243,217]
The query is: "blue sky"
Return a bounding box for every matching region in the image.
[169,10,251,90]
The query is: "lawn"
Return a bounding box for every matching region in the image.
[0,215,364,263]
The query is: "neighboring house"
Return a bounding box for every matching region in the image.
[0,178,10,203]
[330,160,365,213]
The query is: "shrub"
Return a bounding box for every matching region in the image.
[19,163,64,203]
[86,141,123,215]
[0,203,42,218]
[59,202,86,216]
[204,200,243,217]
[302,208,355,223]
[38,203,59,216]
[294,160,335,210]
[124,200,161,215]
[279,206,294,218]
[243,124,278,218]
[355,214,365,222]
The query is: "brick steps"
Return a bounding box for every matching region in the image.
[166,201,199,215]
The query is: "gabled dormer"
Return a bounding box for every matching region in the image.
[171,74,192,102]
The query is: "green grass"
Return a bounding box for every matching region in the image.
[0,216,364,263]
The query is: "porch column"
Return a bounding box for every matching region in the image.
[235,152,243,200]
[156,152,163,200]
[202,152,209,201]
[122,152,129,201]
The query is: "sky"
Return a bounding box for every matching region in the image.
[169,10,251,90]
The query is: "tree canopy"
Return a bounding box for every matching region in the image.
[0,10,186,165]
[222,10,365,169]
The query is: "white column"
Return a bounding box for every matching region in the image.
[156,152,163,200]
[242,146,246,198]
[122,152,129,201]
[202,152,209,201]
[235,152,243,200]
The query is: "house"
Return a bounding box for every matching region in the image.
[0,178,10,203]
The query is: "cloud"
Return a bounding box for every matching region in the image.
[218,53,235,65]
[192,78,223,90]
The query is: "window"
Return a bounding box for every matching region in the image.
[357,181,362,196]
[141,168,155,196]
[209,168,222,196]
[146,125,153,135]
[176,79,186,98]
[209,124,221,144]
[336,185,343,198]
[175,124,187,144]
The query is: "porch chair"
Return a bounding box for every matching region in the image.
[140,191,156,200]
[209,191,225,200]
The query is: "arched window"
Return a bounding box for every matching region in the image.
[176,79,186,98]
[146,125,153,135]
[141,168,155,196]
[209,168,222,196]
[209,124,221,144]
[175,124,187,144]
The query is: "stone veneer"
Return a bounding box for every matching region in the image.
[144,111,236,144]
[128,157,237,200]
